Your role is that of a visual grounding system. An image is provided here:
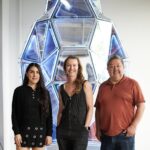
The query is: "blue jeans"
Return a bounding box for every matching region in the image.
[100,132,135,150]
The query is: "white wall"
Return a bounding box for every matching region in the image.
[0,0,4,148]
[2,0,150,150]
[2,0,45,149]
[2,0,20,149]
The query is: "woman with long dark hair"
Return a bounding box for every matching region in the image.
[12,63,53,150]
[57,55,93,150]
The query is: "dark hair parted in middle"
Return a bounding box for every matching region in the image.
[23,63,50,114]
[63,55,85,93]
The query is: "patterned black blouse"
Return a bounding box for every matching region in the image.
[11,85,53,136]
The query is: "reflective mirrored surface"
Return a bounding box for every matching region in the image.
[53,18,96,47]
[54,0,94,18]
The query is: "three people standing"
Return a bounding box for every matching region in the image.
[12,54,145,150]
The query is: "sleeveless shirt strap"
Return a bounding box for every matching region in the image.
[60,84,64,93]
[82,80,87,86]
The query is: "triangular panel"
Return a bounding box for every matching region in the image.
[90,20,112,83]
[42,51,58,81]
[40,66,51,86]
[90,20,112,55]
[53,0,94,18]
[36,21,48,57]
[53,83,63,96]
[47,84,59,139]
[21,28,40,63]
[89,0,102,18]
[43,24,58,60]
[109,27,126,58]
[20,61,32,81]
[45,0,58,19]
[91,83,97,93]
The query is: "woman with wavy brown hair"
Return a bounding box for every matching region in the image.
[57,55,93,150]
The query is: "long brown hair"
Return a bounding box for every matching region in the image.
[63,55,85,93]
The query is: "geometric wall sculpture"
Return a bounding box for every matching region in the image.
[20,0,127,141]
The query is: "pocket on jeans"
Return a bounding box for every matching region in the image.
[120,132,135,139]
[120,132,127,136]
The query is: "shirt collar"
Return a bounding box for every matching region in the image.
[106,75,126,85]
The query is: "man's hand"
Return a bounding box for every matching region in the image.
[126,125,136,137]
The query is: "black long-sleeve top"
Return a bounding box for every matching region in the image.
[11,85,53,136]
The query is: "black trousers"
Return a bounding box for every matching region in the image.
[57,127,88,150]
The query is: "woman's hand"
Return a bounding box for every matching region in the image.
[14,134,22,147]
[45,136,52,145]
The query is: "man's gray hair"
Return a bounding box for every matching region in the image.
[107,55,124,67]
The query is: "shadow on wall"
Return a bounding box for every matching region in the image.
[0,142,3,150]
